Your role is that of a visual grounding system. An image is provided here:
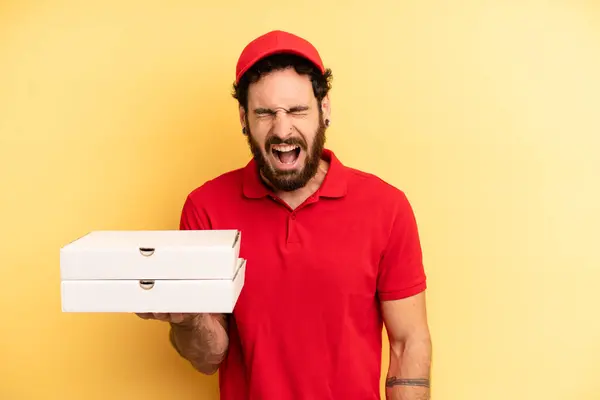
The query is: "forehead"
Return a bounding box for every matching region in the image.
[247,68,316,108]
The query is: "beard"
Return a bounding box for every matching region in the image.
[245,116,327,192]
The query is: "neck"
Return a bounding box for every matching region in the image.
[264,158,329,210]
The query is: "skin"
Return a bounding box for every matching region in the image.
[383,292,432,400]
[138,68,432,398]
[240,67,331,209]
[136,312,228,375]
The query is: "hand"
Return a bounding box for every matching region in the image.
[135,312,196,325]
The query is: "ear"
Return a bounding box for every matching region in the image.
[239,106,248,134]
[239,105,246,127]
[320,95,331,123]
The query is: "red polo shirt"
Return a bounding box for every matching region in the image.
[179,149,427,400]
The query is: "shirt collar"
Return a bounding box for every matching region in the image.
[242,148,348,199]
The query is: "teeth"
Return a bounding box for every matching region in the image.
[272,144,299,152]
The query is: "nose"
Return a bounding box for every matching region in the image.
[271,109,294,139]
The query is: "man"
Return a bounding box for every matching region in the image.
[138,30,432,400]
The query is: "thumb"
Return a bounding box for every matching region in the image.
[152,313,171,322]
[169,313,187,324]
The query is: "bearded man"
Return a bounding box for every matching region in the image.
[137,30,432,400]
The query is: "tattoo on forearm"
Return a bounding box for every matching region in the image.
[386,377,430,388]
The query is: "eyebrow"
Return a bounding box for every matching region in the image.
[253,108,274,115]
[289,105,310,112]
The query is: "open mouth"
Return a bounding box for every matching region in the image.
[271,144,301,165]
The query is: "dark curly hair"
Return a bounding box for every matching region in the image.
[232,53,333,111]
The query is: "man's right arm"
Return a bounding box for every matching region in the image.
[169,193,229,374]
[169,313,229,375]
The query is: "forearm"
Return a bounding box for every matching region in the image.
[169,314,229,375]
[385,335,432,400]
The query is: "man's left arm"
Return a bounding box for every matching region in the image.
[381,293,432,400]
[376,191,432,400]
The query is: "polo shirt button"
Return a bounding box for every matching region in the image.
[290,214,296,220]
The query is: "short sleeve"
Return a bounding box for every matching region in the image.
[179,193,211,231]
[377,191,427,301]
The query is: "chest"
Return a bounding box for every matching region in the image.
[211,201,388,318]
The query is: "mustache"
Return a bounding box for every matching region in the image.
[264,136,307,151]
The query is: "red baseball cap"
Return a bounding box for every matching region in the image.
[235,30,325,84]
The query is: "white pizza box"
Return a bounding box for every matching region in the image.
[59,229,245,313]
[61,258,246,313]
[60,229,241,280]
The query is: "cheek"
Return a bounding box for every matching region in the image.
[253,119,272,135]
[295,120,319,140]
[248,126,269,149]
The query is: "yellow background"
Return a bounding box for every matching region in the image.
[1,1,599,399]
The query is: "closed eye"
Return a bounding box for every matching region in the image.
[254,108,276,117]
[253,106,311,119]
[288,106,309,114]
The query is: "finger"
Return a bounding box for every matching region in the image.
[153,313,171,321]
[169,313,186,324]
[136,313,154,320]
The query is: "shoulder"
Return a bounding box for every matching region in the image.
[343,166,412,211]
[178,167,246,230]
[184,166,245,207]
